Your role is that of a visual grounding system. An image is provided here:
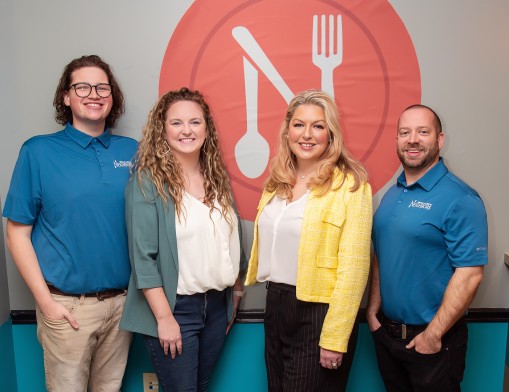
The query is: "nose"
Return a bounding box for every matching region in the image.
[408,130,419,143]
[302,125,312,139]
[88,86,100,99]
[181,123,192,135]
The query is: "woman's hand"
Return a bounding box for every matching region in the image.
[320,347,344,370]
[157,316,182,358]
[227,278,245,334]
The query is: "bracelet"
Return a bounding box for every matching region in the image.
[233,290,246,298]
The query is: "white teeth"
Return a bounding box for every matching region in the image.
[301,143,314,147]
[180,138,194,142]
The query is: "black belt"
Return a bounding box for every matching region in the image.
[380,313,427,340]
[47,284,126,301]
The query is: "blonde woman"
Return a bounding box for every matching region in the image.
[120,87,246,391]
[245,90,372,391]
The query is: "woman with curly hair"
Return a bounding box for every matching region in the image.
[245,90,373,391]
[120,87,246,391]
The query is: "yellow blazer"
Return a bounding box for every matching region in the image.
[245,172,372,352]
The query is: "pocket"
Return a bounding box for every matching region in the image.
[316,256,338,269]
[41,294,79,324]
[320,208,345,228]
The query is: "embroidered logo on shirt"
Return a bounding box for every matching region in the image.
[113,160,133,169]
[408,200,432,210]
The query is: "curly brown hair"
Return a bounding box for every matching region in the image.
[53,55,125,129]
[266,89,368,200]
[134,87,234,224]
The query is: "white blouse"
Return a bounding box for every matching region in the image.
[256,191,309,286]
[176,193,240,295]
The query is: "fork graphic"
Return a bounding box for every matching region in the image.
[312,15,343,99]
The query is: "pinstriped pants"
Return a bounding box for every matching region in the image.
[264,282,358,392]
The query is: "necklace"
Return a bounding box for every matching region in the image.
[297,170,314,180]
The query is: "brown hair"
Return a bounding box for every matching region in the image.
[134,87,234,224]
[53,55,125,129]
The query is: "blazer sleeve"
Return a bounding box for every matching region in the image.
[125,172,163,289]
[319,181,373,352]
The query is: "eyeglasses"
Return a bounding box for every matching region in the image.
[69,83,112,98]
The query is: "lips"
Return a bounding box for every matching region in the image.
[299,142,316,149]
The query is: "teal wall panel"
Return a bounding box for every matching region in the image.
[9,322,508,391]
[0,320,17,392]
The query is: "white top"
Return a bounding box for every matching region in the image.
[256,191,309,286]
[176,193,240,295]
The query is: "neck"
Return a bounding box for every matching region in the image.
[72,119,106,137]
[177,155,201,177]
[296,163,317,179]
[404,159,439,185]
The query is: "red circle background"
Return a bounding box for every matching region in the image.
[160,0,421,221]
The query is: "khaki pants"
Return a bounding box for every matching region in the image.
[36,292,132,392]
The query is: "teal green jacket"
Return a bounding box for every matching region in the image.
[119,172,247,338]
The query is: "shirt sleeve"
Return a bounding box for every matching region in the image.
[125,173,163,289]
[445,193,488,267]
[320,181,373,352]
[3,144,41,224]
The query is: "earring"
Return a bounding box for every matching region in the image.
[162,141,171,155]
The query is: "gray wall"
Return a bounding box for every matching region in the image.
[1,1,508,310]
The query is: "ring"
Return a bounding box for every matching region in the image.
[331,362,337,367]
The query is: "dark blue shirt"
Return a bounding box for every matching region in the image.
[372,159,488,325]
[3,123,138,293]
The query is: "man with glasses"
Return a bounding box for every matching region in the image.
[3,55,137,392]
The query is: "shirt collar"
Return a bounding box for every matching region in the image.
[397,158,448,191]
[64,122,111,149]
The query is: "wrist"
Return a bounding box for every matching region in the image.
[233,290,246,299]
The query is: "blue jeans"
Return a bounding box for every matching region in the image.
[144,289,227,392]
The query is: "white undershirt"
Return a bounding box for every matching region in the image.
[256,191,308,286]
[176,193,240,295]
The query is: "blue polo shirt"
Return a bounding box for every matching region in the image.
[3,123,138,293]
[372,159,488,325]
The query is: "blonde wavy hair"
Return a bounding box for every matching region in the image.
[134,87,233,224]
[266,89,367,199]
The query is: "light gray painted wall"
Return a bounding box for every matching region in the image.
[1,1,508,310]
[0,197,10,324]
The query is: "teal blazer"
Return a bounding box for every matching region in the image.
[119,172,247,338]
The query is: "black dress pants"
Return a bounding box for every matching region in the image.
[264,282,358,392]
[372,316,468,392]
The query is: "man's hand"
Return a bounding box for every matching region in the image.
[406,329,442,354]
[39,299,79,329]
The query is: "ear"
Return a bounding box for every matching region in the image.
[63,91,71,107]
[438,132,445,150]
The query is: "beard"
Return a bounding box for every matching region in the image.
[397,141,440,173]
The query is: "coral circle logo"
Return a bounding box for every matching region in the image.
[160,0,420,221]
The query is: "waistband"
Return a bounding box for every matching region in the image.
[266,281,296,293]
[47,284,126,301]
[379,313,428,340]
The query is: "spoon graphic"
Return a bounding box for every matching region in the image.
[235,57,270,179]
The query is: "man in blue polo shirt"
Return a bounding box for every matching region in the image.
[367,104,488,392]
[3,55,137,392]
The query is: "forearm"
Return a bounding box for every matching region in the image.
[426,266,483,339]
[366,254,382,328]
[6,220,53,308]
[142,287,174,322]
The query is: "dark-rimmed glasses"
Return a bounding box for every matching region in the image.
[69,83,112,98]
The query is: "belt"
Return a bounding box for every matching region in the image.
[47,284,126,301]
[380,313,427,340]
